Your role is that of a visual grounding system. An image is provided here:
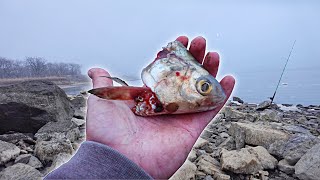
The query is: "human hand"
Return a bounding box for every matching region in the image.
[86,36,235,179]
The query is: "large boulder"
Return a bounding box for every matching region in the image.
[0,81,74,134]
[0,140,20,165]
[229,122,289,149]
[268,133,320,165]
[220,146,277,174]
[0,163,42,180]
[295,143,320,180]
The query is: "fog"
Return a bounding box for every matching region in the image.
[1,0,319,103]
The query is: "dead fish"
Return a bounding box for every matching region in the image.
[89,41,226,116]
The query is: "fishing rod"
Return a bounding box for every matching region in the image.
[270,40,296,104]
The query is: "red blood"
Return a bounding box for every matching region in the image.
[176,72,180,76]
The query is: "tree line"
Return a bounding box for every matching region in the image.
[0,57,82,78]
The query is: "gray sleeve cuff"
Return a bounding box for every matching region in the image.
[45,141,153,179]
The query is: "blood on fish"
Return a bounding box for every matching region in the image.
[175,72,180,76]
[133,90,163,115]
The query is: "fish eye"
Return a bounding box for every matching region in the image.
[197,80,213,95]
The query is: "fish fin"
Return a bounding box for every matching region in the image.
[88,86,152,100]
[100,76,129,86]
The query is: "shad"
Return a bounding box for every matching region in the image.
[89,41,226,116]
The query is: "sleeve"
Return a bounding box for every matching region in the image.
[44,141,153,179]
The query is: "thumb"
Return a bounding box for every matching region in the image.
[88,68,113,88]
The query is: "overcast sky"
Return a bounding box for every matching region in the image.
[1,1,319,82]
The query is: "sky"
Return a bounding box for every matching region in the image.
[1,0,320,104]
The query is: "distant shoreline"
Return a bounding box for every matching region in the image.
[0,76,90,87]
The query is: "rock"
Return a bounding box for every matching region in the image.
[295,143,320,180]
[256,100,271,111]
[70,94,87,109]
[201,129,214,140]
[229,122,289,149]
[27,155,43,169]
[73,107,86,119]
[248,146,278,170]
[268,133,320,165]
[197,154,222,175]
[278,159,294,175]
[194,137,209,149]
[35,120,80,142]
[188,149,197,162]
[283,125,310,134]
[218,137,236,151]
[44,153,72,174]
[0,81,74,134]
[214,173,231,180]
[220,132,230,138]
[223,107,246,120]
[0,163,42,180]
[259,109,283,122]
[0,140,20,165]
[221,148,263,174]
[34,138,73,163]
[14,154,31,164]
[221,146,277,174]
[233,96,244,104]
[204,175,214,180]
[0,133,34,144]
[71,117,86,127]
[170,160,196,180]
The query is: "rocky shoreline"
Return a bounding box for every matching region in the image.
[0,80,319,180]
[171,98,320,180]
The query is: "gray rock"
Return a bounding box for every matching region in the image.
[256,100,271,111]
[248,146,278,170]
[170,160,197,180]
[214,173,231,180]
[35,120,80,142]
[295,143,320,180]
[27,155,43,169]
[233,96,244,104]
[220,132,230,138]
[278,159,294,175]
[259,109,283,122]
[34,139,73,163]
[194,137,209,149]
[268,133,320,165]
[196,154,222,175]
[0,81,74,134]
[71,117,86,126]
[70,94,87,109]
[14,154,31,164]
[0,163,42,180]
[229,122,289,149]
[187,149,197,162]
[221,148,263,174]
[44,153,72,174]
[218,137,236,151]
[0,140,20,165]
[73,107,86,119]
[0,133,34,144]
[283,125,310,134]
[221,146,277,174]
[223,107,246,120]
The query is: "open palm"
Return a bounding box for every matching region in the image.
[86,36,235,179]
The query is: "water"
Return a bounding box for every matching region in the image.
[62,67,320,106]
[232,68,320,105]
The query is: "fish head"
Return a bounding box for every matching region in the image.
[141,41,226,115]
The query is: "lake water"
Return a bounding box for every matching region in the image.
[63,67,320,106]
